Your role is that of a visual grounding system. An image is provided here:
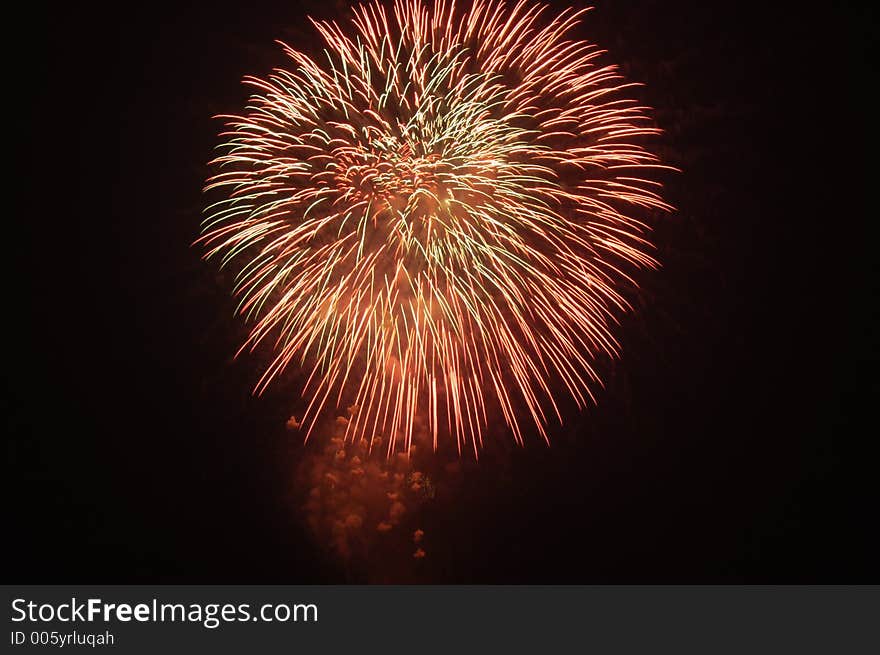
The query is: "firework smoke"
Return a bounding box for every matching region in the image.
[293,406,451,580]
[200,0,672,456]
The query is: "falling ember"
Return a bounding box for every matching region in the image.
[200,0,674,456]
[294,410,444,579]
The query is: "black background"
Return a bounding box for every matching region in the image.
[10,0,877,582]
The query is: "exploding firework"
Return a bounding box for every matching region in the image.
[200,0,673,456]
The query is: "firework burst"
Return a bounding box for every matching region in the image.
[200,0,673,456]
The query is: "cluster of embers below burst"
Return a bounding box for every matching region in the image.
[292,405,463,570]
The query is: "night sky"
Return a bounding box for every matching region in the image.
[12,0,877,582]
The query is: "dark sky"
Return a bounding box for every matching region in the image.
[11,0,877,582]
